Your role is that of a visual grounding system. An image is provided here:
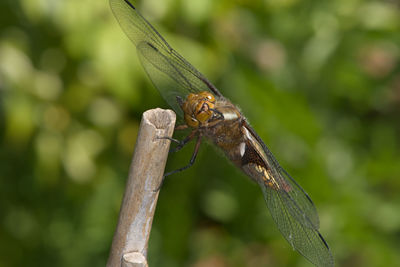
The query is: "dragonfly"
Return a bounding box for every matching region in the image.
[110,0,334,266]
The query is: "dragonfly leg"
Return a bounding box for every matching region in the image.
[157,124,189,144]
[175,124,189,130]
[157,136,181,145]
[154,133,202,191]
[158,129,197,154]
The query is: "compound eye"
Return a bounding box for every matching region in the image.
[207,94,215,102]
[199,91,215,102]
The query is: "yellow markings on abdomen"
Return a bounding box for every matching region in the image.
[254,164,280,190]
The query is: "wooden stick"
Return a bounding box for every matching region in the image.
[107,108,176,267]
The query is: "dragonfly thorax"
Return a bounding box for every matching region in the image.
[181,91,216,128]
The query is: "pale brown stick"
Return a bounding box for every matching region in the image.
[107,108,176,267]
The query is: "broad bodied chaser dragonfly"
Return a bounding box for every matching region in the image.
[110,0,334,266]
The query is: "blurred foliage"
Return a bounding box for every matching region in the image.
[1,0,400,266]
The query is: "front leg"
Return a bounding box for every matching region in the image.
[158,125,196,154]
[155,132,203,191]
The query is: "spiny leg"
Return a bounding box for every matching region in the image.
[175,124,189,131]
[165,133,202,176]
[159,128,197,154]
[157,124,188,145]
[155,133,202,191]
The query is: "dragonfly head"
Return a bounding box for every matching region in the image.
[181,91,216,128]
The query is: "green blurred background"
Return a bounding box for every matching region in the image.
[1,0,399,266]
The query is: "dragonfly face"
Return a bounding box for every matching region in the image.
[110,1,334,266]
[180,91,216,128]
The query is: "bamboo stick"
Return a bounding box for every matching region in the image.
[107,108,176,267]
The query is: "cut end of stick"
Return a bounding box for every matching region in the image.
[143,108,176,130]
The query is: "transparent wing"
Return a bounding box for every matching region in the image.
[245,126,334,266]
[259,180,334,267]
[110,0,222,115]
[264,151,321,231]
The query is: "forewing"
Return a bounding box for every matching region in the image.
[136,41,192,116]
[110,0,222,114]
